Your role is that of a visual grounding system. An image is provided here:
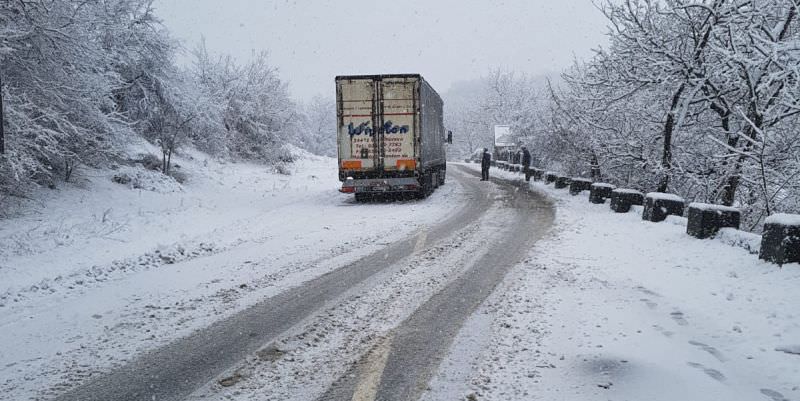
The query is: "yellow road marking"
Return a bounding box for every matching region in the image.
[351,335,394,401]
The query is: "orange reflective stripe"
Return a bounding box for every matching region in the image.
[342,160,362,169]
[396,159,416,170]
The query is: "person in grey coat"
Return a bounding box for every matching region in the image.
[521,146,532,181]
[480,148,491,181]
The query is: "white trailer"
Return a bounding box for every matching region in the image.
[336,74,447,200]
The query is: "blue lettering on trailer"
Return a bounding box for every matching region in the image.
[348,121,409,137]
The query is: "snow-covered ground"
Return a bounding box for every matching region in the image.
[0,147,464,400]
[3,157,797,401]
[428,164,800,401]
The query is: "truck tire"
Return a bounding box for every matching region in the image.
[417,173,432,199]
[438,167,446,186]
[355,193,370,203]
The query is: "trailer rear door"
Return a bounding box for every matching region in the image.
[337,78,377,170]
[337,76,418,173]
[378,77,417,172]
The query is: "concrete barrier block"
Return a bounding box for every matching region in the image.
[569,178,593,195]
[759,214,800,265]
[686,203,741,239]
[610,189,644,213]
[555,176,572,189]
[590,183,615,204]
[643,192,685,222]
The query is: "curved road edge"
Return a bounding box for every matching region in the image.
[318,165,556,401]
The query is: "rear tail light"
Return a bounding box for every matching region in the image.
[340,186,355,193]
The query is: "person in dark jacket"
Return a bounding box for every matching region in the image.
[521,146,532,181]
[480,148,491,181]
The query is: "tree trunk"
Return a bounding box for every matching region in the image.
[166,149,172,175]
[655,2,717,193]
[714,108,738,206]
[723,6,795,209]
[657,83,686,192]
[590,151,601,181]
[722,103,763,206]
[64,159,73,182]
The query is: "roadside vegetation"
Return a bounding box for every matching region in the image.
[0,0,333,213]
[446,0,800,230]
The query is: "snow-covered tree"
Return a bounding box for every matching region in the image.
[0,1,301,202]
[1,0,122,190]
[536,0,800,228]
[189,43,296,163]
[443,71,541,160]
[294,96,336,157]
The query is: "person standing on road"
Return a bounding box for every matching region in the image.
[521,146,532,182]
[480,148,491,181]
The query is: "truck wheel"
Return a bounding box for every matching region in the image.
[439,168,446,186]
[355,193,370,203]
[426,173,435,196]
[417,174,431,199]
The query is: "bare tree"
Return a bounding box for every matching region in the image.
[532,0,800,228]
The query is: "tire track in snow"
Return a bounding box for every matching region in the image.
[49,166,497,401]
[317,167,556,401]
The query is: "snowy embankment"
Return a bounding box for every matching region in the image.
[428,164,800,401]
[0,147,462,400]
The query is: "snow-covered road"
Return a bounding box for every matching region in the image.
[312,169,554,401]
[0,152,468,401]
[43,164,555,401]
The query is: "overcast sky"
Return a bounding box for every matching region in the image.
[154,0,609,101]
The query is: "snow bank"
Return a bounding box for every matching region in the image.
[613,188,643,195]
[665,215,688,226]
[765,213,800,226]
[688,202,740,213]
[715,228,761,255]
[645,192,685,202]
[775,345,800,356]
[111,165,183,193]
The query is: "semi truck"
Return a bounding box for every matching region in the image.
[336,74,448,201]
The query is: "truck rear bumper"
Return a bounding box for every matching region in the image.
[340,177,420,193]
